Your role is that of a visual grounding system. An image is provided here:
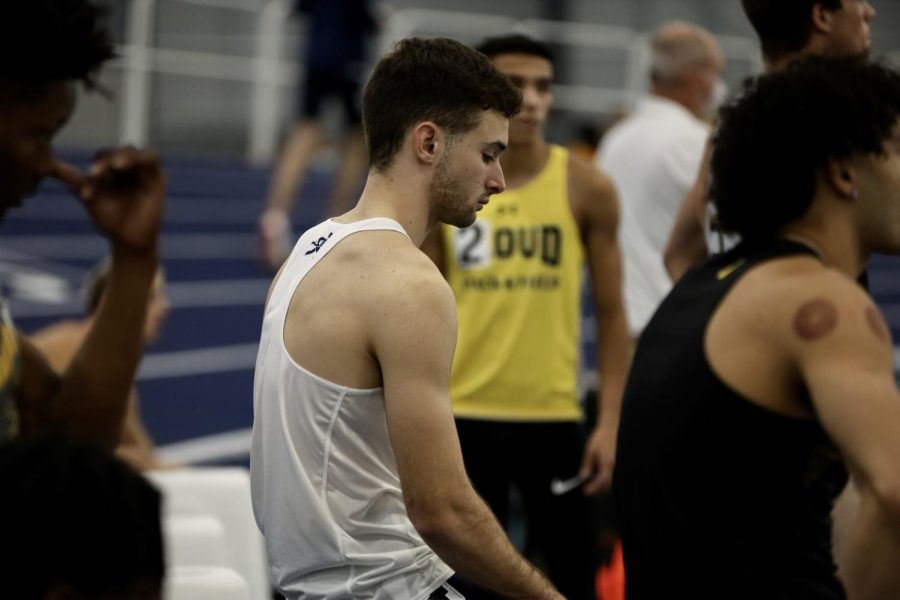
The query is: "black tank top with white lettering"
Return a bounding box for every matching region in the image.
[614,239,848,600]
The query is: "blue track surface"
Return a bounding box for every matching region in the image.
[3,152,899,463]
[1,153,330,462]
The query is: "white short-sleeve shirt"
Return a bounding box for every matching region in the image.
[598,95,710,336]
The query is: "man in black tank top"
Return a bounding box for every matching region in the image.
[614,56,900,599]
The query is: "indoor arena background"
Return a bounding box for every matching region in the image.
[5,0,900,466]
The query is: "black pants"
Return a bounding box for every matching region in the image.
[454,419,599,600]
[300,67,362,124]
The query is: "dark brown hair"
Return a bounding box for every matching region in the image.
[476,34,555,64]
[363,37,522,171]
[742,0,843,63]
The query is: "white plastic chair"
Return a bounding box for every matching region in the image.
[148,468,269,600]
[163,514,228,568]
[165,565,251,600]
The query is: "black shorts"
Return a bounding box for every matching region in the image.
[299,66,362,124]
[454,419,601,600]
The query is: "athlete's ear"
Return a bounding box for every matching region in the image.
[825,157,858,201]
[811,2,836,35]
[412,121,444,165]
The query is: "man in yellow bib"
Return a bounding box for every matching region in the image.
[423,34,630,599]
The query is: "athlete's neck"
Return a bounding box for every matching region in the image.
[780,223,866,280]
[339,170,430,246]
[765,48,812,74]
[501,138,551,190]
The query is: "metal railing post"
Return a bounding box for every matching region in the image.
[247,0,291,165]
[119,0,156,147]
[624,32,651,111]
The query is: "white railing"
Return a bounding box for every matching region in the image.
[119,0,156,146]
[114,1,764,164]
[118,0,294,160]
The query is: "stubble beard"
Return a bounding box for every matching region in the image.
[429,151,476,228]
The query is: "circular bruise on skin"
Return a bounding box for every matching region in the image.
[793,298,838,342]
[865,305,890,344]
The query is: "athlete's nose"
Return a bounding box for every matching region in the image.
[487,163,506,195]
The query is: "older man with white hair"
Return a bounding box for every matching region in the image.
[597,22,725,338]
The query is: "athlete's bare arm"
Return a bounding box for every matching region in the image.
[16,149,163,450]
[568,155,630,495]
[706,263,900,599]
[788,274,900,600]
[30,324,162,469]
[663,139,712,282]
[372,249,562,599]
[113,392,163,470]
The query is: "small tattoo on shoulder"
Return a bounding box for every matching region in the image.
[865,305,891,344]
[793,298,838,341]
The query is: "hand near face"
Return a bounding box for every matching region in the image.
[51,147,165,254]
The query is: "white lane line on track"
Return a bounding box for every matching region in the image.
[167,279,269,307]
[0,233,260,259]
[10,278,270,318]
[8,197,267,224]
[157,427,252,464]
[138,343,259,380]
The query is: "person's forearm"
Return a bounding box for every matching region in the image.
[595,311,629,430]
[664,184,709,282]
[118,415,162,471]
[416,493,561,599]
[664,221,708,282]
[54,247,158,449]
[839,490,900,600]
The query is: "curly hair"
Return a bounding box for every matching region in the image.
[742,0,843,64]
[0,0,115,90]
[710,55,900,241]
[363,37,522,171]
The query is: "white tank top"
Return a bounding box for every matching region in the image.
[250,218,453,599]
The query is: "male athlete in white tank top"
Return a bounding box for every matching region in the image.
[250,38,563,599]
[253,218,454,598]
